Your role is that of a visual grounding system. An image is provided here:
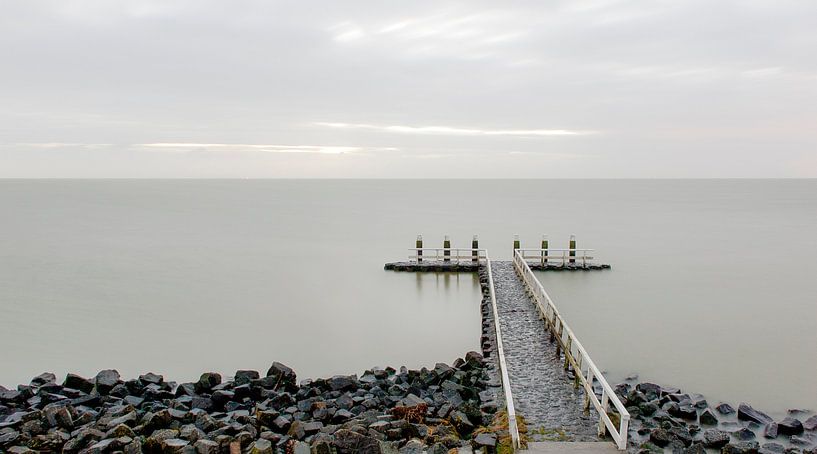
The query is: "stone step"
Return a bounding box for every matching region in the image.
[525,441,620,453]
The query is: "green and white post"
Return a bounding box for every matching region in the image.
[472,235,479,262]
[569,234,576,264]
[541,234,549,266]
[443,235,451,262]
[416,235,423,263]
[513,234,520,255]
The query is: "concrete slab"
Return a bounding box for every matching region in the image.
[525,442,620,453]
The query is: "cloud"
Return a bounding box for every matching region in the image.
[14,142,113,149]
[139,143,396,154]
[313,122,593,137]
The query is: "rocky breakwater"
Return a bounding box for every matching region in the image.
[614,378,817,454]
[0,353,504,454]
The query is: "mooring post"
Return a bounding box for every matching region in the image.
[569,234,576,264]
[416,235,423,263]
[443,235,451,262]
[472,235,479,262]
[541,234,548,265]
[513,234,520,256]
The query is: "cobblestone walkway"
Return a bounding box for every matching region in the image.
[491,261,600,442]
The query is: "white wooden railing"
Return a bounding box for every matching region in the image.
[516,248,596,267]
[484,252,522,450]
[513,249,630,450]
[408,248,486,262]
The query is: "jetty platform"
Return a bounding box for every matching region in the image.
[385,235,628,453]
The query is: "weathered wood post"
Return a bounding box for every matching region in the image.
[513,234,520,256]
[416,235,423,263]
[569,234,576,264]
[472,235,479,262]
[541,234,549,266]
[443,235,451,262]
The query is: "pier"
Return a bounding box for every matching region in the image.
[385,235,628,452]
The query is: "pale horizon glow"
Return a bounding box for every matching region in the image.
[1,0,816,178]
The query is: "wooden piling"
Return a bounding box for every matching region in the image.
[472,235,479,262]
[541,234,548,265]
[443,235,451,262]
[569,234,576,264]
[416,235,423,263]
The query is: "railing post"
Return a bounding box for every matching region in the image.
[569,234,576,264]
[564,337,572,370]
[472,235,479,262]
[584,368,593,411]
[513,234,520,255]
[598,390,609,436]
[416,235,423,263]
[443,235,451,262]
[541,234,548,265]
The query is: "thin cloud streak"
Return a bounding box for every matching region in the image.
[140,143,397,154]
[313,122,594,137]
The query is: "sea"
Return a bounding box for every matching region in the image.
[1,179,815,413]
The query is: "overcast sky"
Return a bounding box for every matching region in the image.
[1,0,816,177]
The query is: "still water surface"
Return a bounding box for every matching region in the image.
[0,180,814,412]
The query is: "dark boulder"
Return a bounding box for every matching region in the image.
[778,417,804,436]
[327,376,357,392]
[94,370,121,395]
[717,403,736,415]
[703,429,731,449]
[195,372,222,394]
[738,403,773,424]
[138,372,163,386]
[700,409,718,425]
[723,442,760,454]
[266,363,297,391]
[30,373,56,387]
[765,423,779,439]
[760,443,785,454]
[332,429,382,453]
[804,415,817,431]
[637,383,662,400]
[734,428,756,441]
[650,428,672,447]
[234,370,260,386]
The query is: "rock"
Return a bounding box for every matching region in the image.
[266,362,297,390]
[43,405,73,429]
[63,373,94,393]
[778,417,805,436]
[650,428,672,447]
[703,429,731,449]
[667,403,697,420]
[739,403,773,424]
[234,370,260,386]
[723,441,760,454]
[765,423,779,439]
[94,369,121,395]
[761,443,786,454]
[718,403,737,415]
[195,372,221,394]
[473,432,496,448]
[106,423,136,439]
[162,438,190,453]
[804,415,817,431]
[333,429,383,453]
[138,372,163,385]
[250,438,274,454]
[30,372,56,386]
[328,375,357,392]
[194,439,219,454]
[637,383,662,400]
[700,408,718,425]
[734,428,756,440]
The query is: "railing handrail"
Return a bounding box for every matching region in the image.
[512,249,630,450]
[516,248,595,252]
[485,252,521,450]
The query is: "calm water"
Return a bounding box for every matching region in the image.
[1,180,815,413]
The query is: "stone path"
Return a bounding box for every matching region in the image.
[490,261,600,443]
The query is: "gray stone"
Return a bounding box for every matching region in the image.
[703,429,730,449]
[194,439,219,454]
[700,408,718,425]
[804,415,817,431]
[473,432,497,448]
[723,442,760,454]
[739,403,773,424]
[94,369,121,395]
[250,438,274,454]
[778,417,805,436]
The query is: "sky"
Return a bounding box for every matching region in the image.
[1,0,816,178]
